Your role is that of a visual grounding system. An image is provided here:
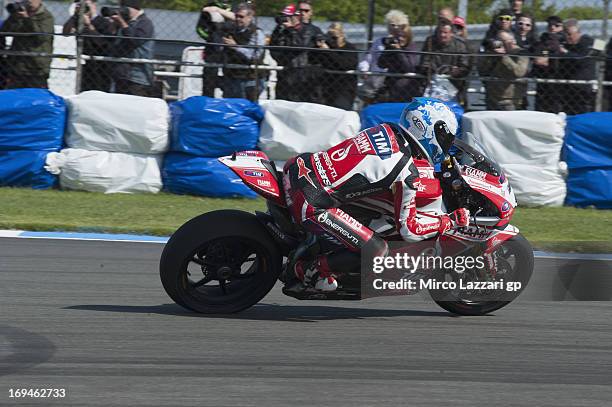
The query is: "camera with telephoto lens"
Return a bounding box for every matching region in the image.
[275,14,291,25]
[485,38,504,50]
[315,33,328,43]
[196,1,231,41]
[101,6,129,19]
[6,0,28,14]
[73,1,91,16]
[382,36,400,48]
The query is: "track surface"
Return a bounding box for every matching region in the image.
[1,238,611,406]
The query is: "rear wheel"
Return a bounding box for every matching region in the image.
[430,233,534,316]
[160,210,283,314]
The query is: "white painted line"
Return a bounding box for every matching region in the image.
[1,230,611,260]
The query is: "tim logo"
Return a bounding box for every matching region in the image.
[244,170,264,177]
[366,127,392,159]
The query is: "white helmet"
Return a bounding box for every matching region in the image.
[398,97,458,166]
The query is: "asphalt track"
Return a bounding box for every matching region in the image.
[1,238,611,407]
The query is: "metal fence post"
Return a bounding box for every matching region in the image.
[595,58,605,112]
[603,0,610,39]
[458,0,468,20]
[367,0,375,47]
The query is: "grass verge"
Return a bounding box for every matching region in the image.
[0,188,610,252]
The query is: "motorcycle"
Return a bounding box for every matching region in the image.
[160,139,534,316]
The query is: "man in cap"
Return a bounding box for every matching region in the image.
[270,4,315,102]
[110,0,155,96]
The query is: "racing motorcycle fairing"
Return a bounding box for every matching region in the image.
[452,139,518,226]
[219,151,285,206]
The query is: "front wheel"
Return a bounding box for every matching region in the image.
[430,233,534,316]
[160,210,283,314]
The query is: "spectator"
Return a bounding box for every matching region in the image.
[478,30,529,110]
[297,1,326,102]
[509,0,523,19]
[270,4,309,102]
[452,16,469,42]
[438,7,454,23]
[419,18,470,105]
[196,2,235,97]
[514,13,536,51]
[220,3,265,101]
[0,0,54,89]
[63,0,114,92]
[376,10,421,102]
[482,9,513,48]
[531,16,565,113]
[358,10,409,105]
[558,19,596,115]
[314,22,358,110]
[297,0,322,36]
[110,0,155,97]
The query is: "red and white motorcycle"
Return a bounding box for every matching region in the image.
[160,139,533,316]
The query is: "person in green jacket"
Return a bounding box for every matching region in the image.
[1,0,54,89]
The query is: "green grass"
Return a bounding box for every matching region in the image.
[0,188,610,252]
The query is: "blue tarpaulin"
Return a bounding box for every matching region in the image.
[0,150,56,189]
[564,113,612,170]
[0,89,66,151]
[360,101,464,135]
[566,168,612,209]
[564,113,612,208]
[162,153,257,198]
[170,97,264,157]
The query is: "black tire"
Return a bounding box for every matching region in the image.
[160,210,283,314]
[430,233,534,316]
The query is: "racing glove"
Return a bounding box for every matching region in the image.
[438,208,470,234]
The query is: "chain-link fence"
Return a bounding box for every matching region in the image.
[0,0,610,113]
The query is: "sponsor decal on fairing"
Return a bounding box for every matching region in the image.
[244,170,265,177]
[464,166,487,180]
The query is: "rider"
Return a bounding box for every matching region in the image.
[282,97,471,291]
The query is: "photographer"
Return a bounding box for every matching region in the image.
[269,4,310,102]
[531,16,565,113]
[109,0,155,97]
[312,22,357,110]
[0,0,54,89]
[220,3,265,101]
[478,30,529,111]
[63,0,114,92]
[376,10,421,102]
[196,1,234,97]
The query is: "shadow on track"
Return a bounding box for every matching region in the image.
[0,325,56,376]
[64,303,454,322]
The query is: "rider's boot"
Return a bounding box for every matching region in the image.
[294,256,338,292]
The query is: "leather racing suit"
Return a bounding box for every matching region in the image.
[282,123,458,258]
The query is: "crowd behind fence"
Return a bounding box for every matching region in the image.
[0,0,610,114]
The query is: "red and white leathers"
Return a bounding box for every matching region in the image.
[283,123,469,257]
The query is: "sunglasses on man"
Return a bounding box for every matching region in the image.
[517,22,532,27]
[299,8,311,13]
[498,15,513,22]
